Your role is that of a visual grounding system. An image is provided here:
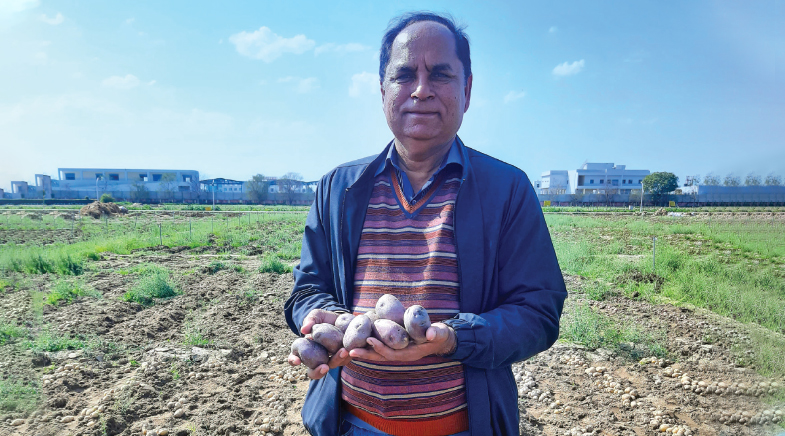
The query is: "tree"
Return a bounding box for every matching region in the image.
[723,173,740,187]
[277,172,303,204]
[246,174,269,204]
[764,173,782,186]
[158,173,176,203]
[130,181,149,202]
[642,172,678,205]
[703,174,721,185]
[744,173,761,186]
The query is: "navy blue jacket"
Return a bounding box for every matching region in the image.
[284,138,567,436]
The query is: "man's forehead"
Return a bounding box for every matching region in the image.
[390,21,457,61]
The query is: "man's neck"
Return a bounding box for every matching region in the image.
[394,138,454,193]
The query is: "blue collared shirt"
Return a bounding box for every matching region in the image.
[375,139,464,204]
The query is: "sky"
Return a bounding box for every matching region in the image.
[1,0,783,192]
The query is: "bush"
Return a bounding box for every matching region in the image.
[0,320,26,345]
[46,280,98,305]
[122,269,180,306]
[258,254,292,274]
[99,193,115,203]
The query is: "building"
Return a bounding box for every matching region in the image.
[540,163,650,195]
[53,168,199,198]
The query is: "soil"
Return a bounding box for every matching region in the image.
[1,249,784,435]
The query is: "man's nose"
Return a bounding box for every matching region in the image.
[410,74,434,100]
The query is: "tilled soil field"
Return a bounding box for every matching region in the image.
[1,250,784,436]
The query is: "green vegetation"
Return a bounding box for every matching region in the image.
[45,279,99,305]
[547,213,785,376]
[259,253,292,274]
[205,260,244,274]
[122,266,180,306]
[560,303,668,360]
[0,320,26,345]
[99,193,116,203]
[25,328,88,352]
[0,379,40,414]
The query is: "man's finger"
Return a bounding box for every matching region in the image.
[348,347,386,361]
[327,349,350,369]
[305,364,330,380]
[287,354,301,367]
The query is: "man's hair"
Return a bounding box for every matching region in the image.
[379,12,471,84]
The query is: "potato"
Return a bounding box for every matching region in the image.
[376,294,405,325]
[334,313,356,333]
[343,315,373,351]
[373,319,410,350]
[290,338,329,369]
[404,305,431,344]
[364,310,380,324]
[311,324,344,354]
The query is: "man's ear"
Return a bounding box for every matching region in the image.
[463,74,473,113]
[380,80,385,102]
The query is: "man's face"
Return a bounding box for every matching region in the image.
[382,21,472,154]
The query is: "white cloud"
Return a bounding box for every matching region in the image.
[503,90,526,104]
[125,17,134,24]
[0,0,39,14]
[101,74,141,90]
[40,12,63,24]
[552,59,585,77]
[229,26,315,62]
[549,26,558,33]
[314,42,370,56]
[349,72,379,98]
[277,76,319,93]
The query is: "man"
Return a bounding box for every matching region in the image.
[285,12,567,436]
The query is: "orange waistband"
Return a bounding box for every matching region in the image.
[343,402,469,436]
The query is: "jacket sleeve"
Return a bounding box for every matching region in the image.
[284,174,349,337]
[443,176,567,369]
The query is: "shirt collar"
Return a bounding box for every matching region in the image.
[375,138,463,177]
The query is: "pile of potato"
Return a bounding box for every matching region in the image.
[291,294,432,369]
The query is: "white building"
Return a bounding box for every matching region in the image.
[540,163,650,195]
[55,168,199,195]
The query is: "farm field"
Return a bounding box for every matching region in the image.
[0,208,784,436]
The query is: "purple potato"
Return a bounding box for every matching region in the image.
[404,305,431,344]
[290,337,329,370]
[311,323,344,354]
[375,294,405,325]
[364,310,380,324]
[343,315,373,351]
[373,319,410,350]
[334,313,356,333]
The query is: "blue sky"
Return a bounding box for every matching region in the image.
[1,0,783,192]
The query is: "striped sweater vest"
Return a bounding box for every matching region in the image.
[341,167,468,436]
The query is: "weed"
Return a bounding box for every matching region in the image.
[560,303,667,360]
[170,362,180,380]
[26,328,88,353]
[0,320,26,345]
[45,279,99,305]
[259,254,292,274]
[122,267,180,306]
[129,360,139,367]
[0,379,39,414]
[583,281,615,301]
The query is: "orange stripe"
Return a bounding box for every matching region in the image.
[344,403,469,436]
[389,167,446,214]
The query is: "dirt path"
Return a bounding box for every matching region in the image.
[1,253,783,435]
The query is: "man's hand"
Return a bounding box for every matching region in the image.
[299,308,341,335]
[288,308,351,380]
[349,322,456,362]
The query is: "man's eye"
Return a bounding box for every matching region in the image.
[432,72,450,80]
[396,74,413,82]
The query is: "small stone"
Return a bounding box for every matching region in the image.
[11,418,25,426]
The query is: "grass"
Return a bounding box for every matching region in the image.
[259,253,292,274]
[205,260,244,274]
[0,320,26,345]
[45,279,99,305]
[0,379,40,414]
[182,318,211,347]
[25,328,88,352]
[547,213,785,377]
[560,303,668,360]
[122,266,180,306]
